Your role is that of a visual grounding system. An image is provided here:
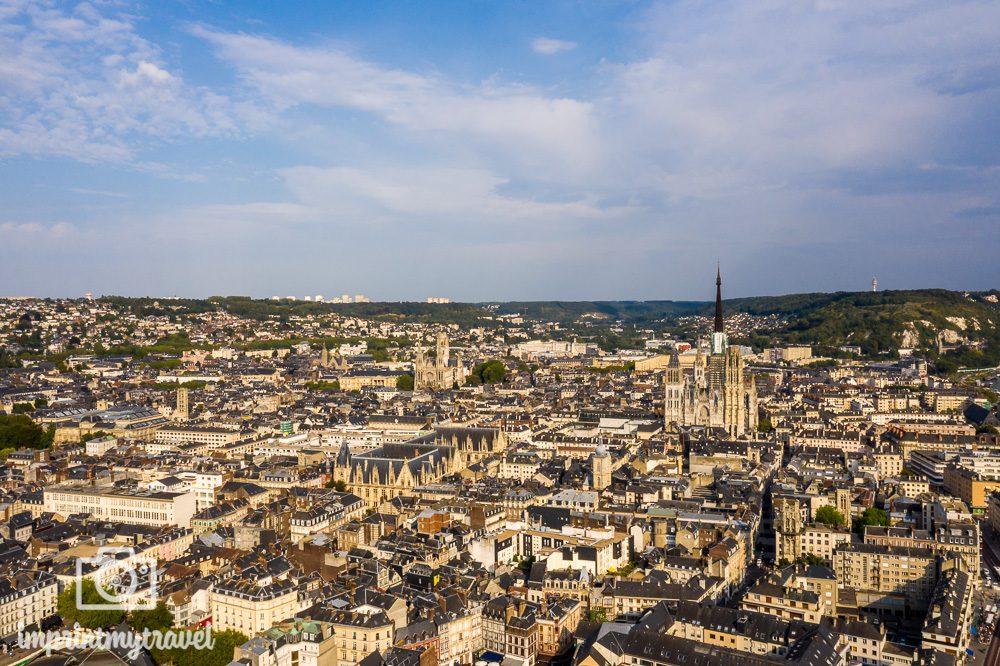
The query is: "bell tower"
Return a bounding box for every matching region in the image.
[664,351,683,428]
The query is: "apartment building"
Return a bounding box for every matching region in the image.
[43,485,196,527]
[210,577,305,636]
[0,571,57,637]
[483,597,539,666]
[943,460,1000,511]
[798,525,852,563]
[535,597,582,658]
[233,618,337,666]
[434,602,482,666]
[323,609,394,666]
[155,426,243,447]
[833,544,938,614]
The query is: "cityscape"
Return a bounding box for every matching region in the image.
[2,2,1000,666]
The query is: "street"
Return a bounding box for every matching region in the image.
[981,631,1000,666]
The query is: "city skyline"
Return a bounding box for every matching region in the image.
[2,1,999,299]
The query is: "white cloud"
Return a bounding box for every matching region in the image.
[281,165,629,223]
[69,188,129,198]
[531,37,576,55]
[191,26,599,174]
[0,3,242,163]
[1,221,80,239]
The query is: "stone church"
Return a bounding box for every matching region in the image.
[664,269,758,437]
[414,333,466,391]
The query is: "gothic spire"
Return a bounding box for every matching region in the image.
[714,265,724,333]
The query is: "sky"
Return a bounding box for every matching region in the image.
[1,0,998,301]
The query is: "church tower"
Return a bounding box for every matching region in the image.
[664,351,683,427]
[724,347,744,437]
[592,442,612,491]
[435,333,450,368]
[176,387,189,421]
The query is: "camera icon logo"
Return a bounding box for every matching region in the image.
[75,546,158,611]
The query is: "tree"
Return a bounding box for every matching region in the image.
[586,607,608,623]
[395,374,414,391]
[0,414,51,450]
[466,360,507,386]
[304,380,340,392]
[757,417,774,433]
[814,505,846,527]
[127,601,174,632]
[797,553,825,566]
[57,580,124,629]
[327,479,348,492]
[853,507,889,534]
[151,629,248,666]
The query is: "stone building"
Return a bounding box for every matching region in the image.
[332,427,508,506]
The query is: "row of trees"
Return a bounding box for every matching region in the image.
[814,505,889,534]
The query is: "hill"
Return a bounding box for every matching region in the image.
[95,289,1000,369]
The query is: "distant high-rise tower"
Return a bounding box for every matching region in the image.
[872,276,878,292]
[176,387,189,421]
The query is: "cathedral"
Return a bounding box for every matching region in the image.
[414,333,466,391]
[663,269,758,437]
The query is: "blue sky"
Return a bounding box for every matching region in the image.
[1,0,998,301]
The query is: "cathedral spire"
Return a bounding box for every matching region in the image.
[710,265,728,355]
[714,264,724,333]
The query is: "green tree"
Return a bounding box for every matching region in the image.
[127,601,174,632]
[853,507,889,534]
[757,417,774,433]
[814,505,846,527]
[304,380,340,392]
[586,607,608,623]
[797,553,825,566]
[466,359,507,386]
[0,414,50,449]
[152,629,248,666]
[395,374,414,391]
[327,479,349,492]
[57,580,125,629]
